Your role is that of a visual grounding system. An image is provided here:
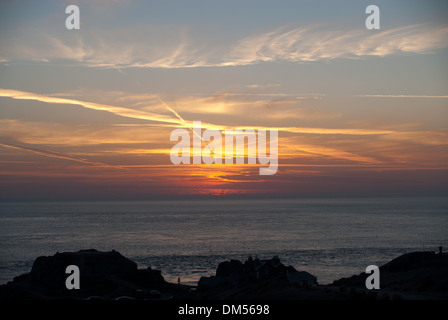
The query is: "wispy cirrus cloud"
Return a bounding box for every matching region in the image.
[1,23,447,68]
[226,23,448,65]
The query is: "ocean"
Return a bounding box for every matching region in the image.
[0,197,447,286]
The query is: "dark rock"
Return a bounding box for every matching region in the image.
[216,260,244,277]
[198,255,317,294]
[381,251,446,272]
[0,249,186,300]
[331,251,448,297]
[29,249,137,290]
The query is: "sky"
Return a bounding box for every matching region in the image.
[0,0,447,200]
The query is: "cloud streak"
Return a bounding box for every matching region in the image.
[0,89,180,125]
[1,23,447,69]
[0,141,113,167]
[225,24,448,66]
[356,94,448,99]
[0,88,397,137]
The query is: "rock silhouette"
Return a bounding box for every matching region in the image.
[216,259,244,277]
[331,251,448,295]
[1,249,447,300]
[0,249,187,300]
[30,249,138,290]
[200,255,317,291]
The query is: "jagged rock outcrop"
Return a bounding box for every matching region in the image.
[0,249,173,300]
[332,251,448,294]
[2,250,447,300]
[199,256,317,291]
[216,259,244,277]
[29,249,137,289]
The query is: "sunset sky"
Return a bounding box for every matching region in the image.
[0,0,447,200]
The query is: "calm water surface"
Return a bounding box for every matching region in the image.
[0,197,447,285]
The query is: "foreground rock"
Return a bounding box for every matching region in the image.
[195,256,321,299]
[199,256,317,289]
[0,249,191,300]
[331,251,448,299]
[192,252,448,300]
[1,249,447,300]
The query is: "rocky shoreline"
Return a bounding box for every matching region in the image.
[1,249,447,300]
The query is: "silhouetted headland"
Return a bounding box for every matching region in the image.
[330,249,448,299]
[0,249,192,300]
[1,248,447,300]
